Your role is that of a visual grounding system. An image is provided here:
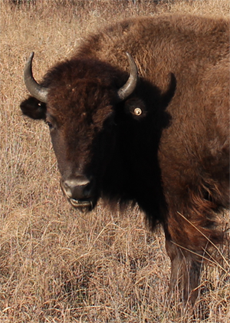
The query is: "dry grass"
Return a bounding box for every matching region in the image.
[0,0,230,322]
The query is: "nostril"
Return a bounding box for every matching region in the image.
[61,181,73,199]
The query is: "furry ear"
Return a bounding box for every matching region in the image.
[20,96,46,120]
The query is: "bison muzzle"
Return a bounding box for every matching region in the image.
[60,175,94,210]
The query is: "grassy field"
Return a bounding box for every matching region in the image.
[0,0,229,322]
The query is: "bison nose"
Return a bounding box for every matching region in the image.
[61,175,91,200]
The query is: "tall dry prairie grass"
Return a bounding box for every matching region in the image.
[0,1,229,322]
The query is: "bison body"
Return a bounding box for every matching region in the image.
[20,14,230,303]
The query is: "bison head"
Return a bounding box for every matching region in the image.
[20,52,142,211]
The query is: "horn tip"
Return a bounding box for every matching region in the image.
[28,52,34,61]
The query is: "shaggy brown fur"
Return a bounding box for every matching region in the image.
[20,14,230,305]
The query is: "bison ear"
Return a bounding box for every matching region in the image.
[20,96,46,120]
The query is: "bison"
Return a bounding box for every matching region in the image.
[20,14,229,304]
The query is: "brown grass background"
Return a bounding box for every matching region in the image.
[0,1,229,322]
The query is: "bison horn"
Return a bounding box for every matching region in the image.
[24,52,48,103]
[117,53,138,101]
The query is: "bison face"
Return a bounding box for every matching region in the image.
[43,95,116,211]
[20,52,140,211]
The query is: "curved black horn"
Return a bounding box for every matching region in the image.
[117,53,138,101]
[24,52,48,103]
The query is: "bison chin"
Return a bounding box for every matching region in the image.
[60,178,95,213]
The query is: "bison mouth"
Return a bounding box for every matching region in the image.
[69,198,94,212]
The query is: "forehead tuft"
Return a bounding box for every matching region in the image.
[43,57,127,95]
[43,58,126,123]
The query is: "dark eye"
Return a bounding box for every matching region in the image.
[46,121,53,129]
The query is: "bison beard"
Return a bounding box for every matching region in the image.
[20,14,229,306]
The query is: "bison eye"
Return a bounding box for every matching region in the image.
[46,121,53,129]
